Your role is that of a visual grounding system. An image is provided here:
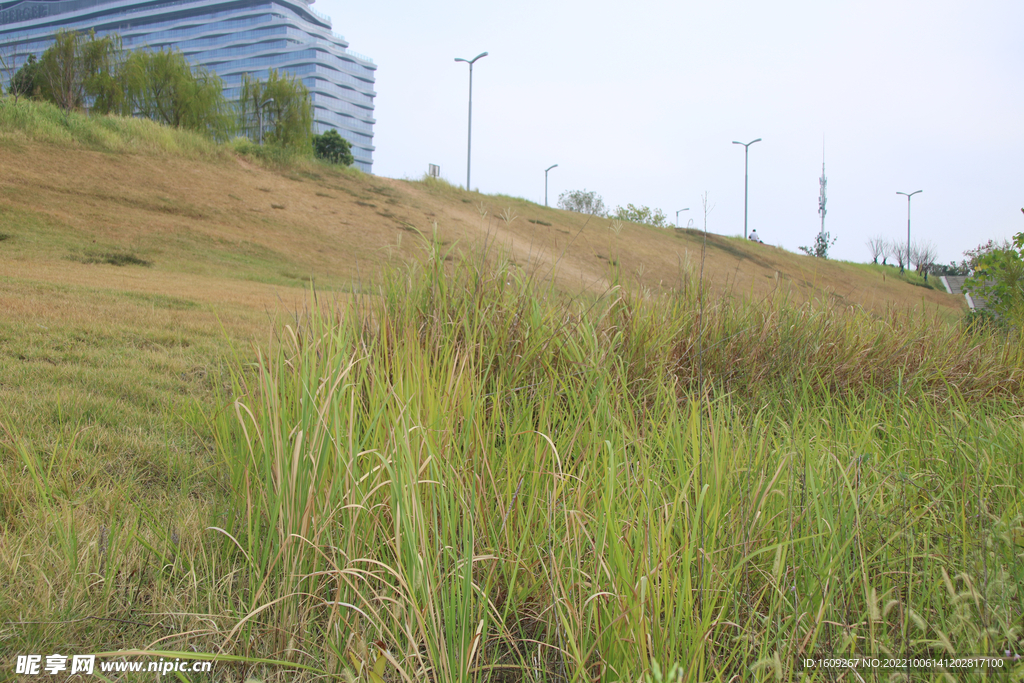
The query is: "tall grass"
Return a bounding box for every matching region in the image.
[0,97,225,157]
[0,97,363,176]
[204,244,1023,680]
[418,174,473,203]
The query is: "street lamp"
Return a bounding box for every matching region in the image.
[896,190,922,274]
[732,138,761,239]
[256,97,274,145]
[544,164,558,206]
[676,208,689,228]
[455,51,488,191]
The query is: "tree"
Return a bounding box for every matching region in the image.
[963,231,1024,324]
[238,69,312,150]
[880,239,893,266]
[932,240,999,277]
[38,29,88,114]
[312,129,353,165]
[37,30,121,115]
[890,239,909,271]
[910,241,937,281]
[557,189,606,216]
[119,48,230,136]
[963,239,1003,271]
[799,231,836,259]
[866,236,886,264]
[6,53,41,103]
[81,32,124,115]
[613,203,668,228]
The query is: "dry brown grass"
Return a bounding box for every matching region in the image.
[0,264,314,316]
[1,136,963,319]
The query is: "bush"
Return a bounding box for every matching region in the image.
[8,54,41,101]
[799,231,837,259]
[930,262,971,276]
[612,203,668,228]
[964,231,1024,324]
[228,136,304,165]
[557,189,606,216]
[963,307,1002,331]
[312,129,353,166]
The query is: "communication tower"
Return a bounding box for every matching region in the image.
[818,142,827,236]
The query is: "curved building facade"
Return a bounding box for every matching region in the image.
[0,0,376,171]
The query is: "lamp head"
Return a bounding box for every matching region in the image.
[456,52,489,64]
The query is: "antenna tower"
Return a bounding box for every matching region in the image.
[818,138,827,235]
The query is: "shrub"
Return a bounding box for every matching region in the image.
[613,203,668,227]
[8,54,41,101]
[964,231,1024,324]
[799,231,836,259]
[312,129,353,166]
[557,188,606,216]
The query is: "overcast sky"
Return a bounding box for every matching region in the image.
[315,0,1023,265]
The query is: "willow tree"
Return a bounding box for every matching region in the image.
[38,29,121,115]
[119,48,231,137]
[37,30,85,113]
[238,69,312,151]
[82,32,125,114]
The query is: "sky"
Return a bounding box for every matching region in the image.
[315,0,1023,265]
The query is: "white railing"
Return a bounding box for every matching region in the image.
[342,47,373,64]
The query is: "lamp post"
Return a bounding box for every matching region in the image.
[455,51,488,191]
[732,138,761,239]
[676,208,689,228]
[896,190,922,274]
[544,164,558,206]
[256,97,274,145]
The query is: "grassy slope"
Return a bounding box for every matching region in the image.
[5,100,1019,681]
[2,101,959,319]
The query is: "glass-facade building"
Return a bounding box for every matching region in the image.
[0,0,376,171]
